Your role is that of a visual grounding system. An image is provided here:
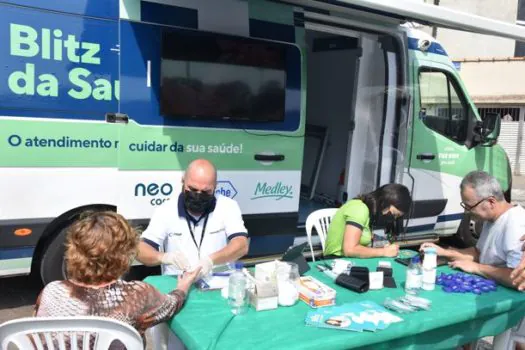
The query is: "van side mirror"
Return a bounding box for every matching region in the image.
[473,112,500,145]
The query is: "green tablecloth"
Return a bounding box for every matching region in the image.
[144,258,525,350]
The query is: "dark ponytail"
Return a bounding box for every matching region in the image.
[356,183,412,222]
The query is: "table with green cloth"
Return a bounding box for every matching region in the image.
[144,258,525,350]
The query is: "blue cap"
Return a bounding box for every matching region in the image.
[234,262,244,270]
[424,247,437,254]
[411,256,420,264]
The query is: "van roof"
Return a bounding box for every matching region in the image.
[291,0,525,42]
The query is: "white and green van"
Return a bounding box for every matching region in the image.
[1,0,523,284]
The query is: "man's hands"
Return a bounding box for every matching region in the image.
[449,260,480,274]
[160,249,214,279]
[195,255,214,279]
[420,242,447,256]
[510,234,525,291]
[160,250,191,271]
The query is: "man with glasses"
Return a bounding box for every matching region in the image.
[421,170,524,290]
[137,158,249,278]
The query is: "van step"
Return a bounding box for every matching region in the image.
[393,234,439,247]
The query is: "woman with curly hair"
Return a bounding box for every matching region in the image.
[34,211,200,347]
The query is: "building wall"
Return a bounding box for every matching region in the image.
[423,0,519,59]
[456,60,525,103]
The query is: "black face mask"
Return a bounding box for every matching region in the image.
[184,190,215,214]
[383,212,402,240]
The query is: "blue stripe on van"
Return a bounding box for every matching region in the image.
[0,247,34,260]
[249,19,296,43]
[141,2,198,29]
[2,0,118,19]
[437,213,464,223]
[407,37,448,56]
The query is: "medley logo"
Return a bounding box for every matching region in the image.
[251,182,293,200]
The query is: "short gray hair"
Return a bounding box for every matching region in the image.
[460,171,505,201]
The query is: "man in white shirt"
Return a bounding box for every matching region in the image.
[421,170,524,290]
[137,159,249,277]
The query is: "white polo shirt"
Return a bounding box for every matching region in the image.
[476,204,525,269]
[141,193,248,275]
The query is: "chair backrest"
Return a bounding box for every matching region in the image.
[0,316,144,350]
[305,208,338,261]
[492,317,525,350]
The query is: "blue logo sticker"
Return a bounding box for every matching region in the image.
[216,180,238,199]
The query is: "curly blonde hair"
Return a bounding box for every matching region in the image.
[65,211,139,285]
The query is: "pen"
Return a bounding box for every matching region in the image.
[212,272,232,277]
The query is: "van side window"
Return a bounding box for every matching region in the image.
[419,70,468,143]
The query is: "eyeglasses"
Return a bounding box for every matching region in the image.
[460,197,490,211]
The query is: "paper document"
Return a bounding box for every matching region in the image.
[196,276,230,291]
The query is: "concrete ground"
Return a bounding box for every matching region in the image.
[2,176,525,348]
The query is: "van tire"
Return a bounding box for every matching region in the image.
[40,225,69,285]
[456,213,482,248]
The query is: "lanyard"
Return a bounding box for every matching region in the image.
[185,214,210,257]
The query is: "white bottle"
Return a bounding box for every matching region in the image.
[422,248,437,291]
[405,256,422,295]
[228,262,247,315]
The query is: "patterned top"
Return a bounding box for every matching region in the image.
[34,280,186,348]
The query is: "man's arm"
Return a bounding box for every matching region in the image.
[477,264,515,289]
[209,236,249,265]
[446,247,480,262]
[420,243,479,261]
[449,260,516,289]
[137,241,163,266]
[136,207,170,267]
[510,234,525,291]
[212,199,249,265]
[511,257,525,291]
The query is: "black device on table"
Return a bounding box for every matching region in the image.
[281,242,311,275]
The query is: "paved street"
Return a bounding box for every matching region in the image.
[2,176,525,347]
[0,273,41,323]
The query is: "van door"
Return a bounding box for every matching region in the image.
[116,17,303,255]
[408,59,477,237]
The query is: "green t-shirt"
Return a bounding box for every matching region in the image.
[323,199,372,256]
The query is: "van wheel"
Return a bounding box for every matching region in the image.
[40,225,70,285]
[38,206,115,285]
[456,213,482,248]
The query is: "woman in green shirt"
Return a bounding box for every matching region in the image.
[324,184,412,258]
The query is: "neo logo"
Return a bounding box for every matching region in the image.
[134,182,173,206]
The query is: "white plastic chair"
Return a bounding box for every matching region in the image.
[492,317,525,350]
[305,208,338,262]
[0,316,144,350]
